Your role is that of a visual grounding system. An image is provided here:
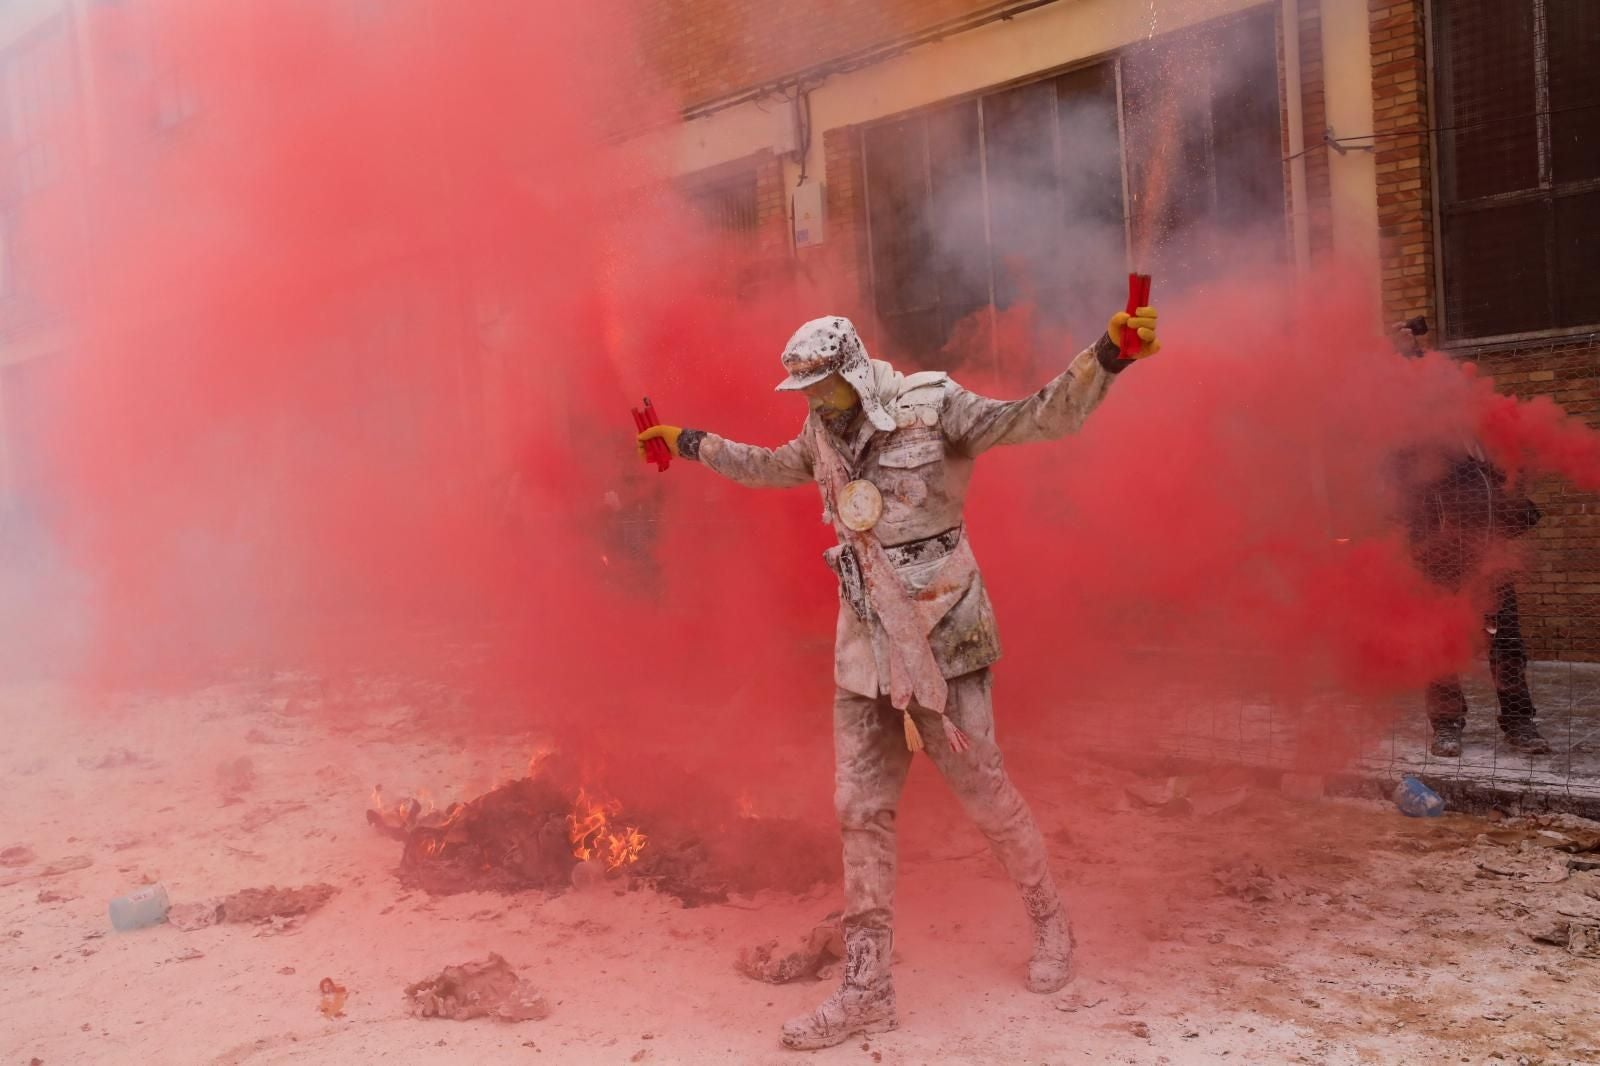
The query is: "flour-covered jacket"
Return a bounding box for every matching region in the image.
[680,343,1121,698]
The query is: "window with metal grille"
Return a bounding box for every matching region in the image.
[1433,0,1600,342]
[861,7,1285,364]
[685,171,761,236]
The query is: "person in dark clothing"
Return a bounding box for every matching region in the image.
[1393,318,1551,757]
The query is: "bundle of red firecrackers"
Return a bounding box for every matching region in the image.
[632,397,670,472]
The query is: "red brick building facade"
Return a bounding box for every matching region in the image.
[641,0,1600,659]
[1366,0,1599,659]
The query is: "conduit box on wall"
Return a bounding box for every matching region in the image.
[793,181,825,248]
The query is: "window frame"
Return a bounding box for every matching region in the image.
[1426,0,1600,349]
[678,154,780,298]
[678,155,763,239]
[859,50,1134,363]
[856,5,1289,361]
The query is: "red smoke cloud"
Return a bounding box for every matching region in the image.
[1472,369,1600,491]
[21,0,1600,806]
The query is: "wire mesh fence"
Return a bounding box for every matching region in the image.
[1060,558,1600,815]
[1040,356,1600,813]
[1071,654,1600,811]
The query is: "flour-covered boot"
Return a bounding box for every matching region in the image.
[1430,719,1464,758]
[1021,875,1074,993]
[780,927,896,1050]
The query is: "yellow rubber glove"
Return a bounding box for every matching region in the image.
[1108,305,1160,358]
[636,424,683,460]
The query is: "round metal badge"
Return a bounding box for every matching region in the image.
[838,479,884,532]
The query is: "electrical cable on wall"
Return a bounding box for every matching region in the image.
[794,88,813,186]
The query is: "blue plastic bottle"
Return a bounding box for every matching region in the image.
[109,883,170,931]
[1393,776,1445,818]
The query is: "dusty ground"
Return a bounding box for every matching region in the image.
[3,673,1599,1066]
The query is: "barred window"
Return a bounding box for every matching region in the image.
[1433,0,1600,342]
[684,169,760,236]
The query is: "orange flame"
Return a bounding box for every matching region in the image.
[369,785,384,810]
[566,787,646,871]
[604,826,647,871]
[567,787,615,861]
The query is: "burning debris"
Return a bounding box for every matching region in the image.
[626,810,837,908]
[379,775,617,895]
[366,785,462,841]
[567,787,647,872]
[368,767,838,905]
[405,954,549,1022]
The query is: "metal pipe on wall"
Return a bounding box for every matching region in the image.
[1282,0,1314,274]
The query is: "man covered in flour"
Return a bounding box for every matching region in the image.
[637,304,1160,1049]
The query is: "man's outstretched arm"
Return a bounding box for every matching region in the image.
[637,424,814,489]
[943,308,1158,457]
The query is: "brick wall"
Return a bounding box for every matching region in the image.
[1471,339,1600,661]
[735,150,805,295]
[1367,0,1432,327]
[635,0,1000,109]
[753,151,788,259]
[1369,2,1600,660]
[805,126,869,311]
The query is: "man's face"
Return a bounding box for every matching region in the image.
[801,373,859,414]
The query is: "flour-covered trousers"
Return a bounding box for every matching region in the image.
[833,668,1052,934]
